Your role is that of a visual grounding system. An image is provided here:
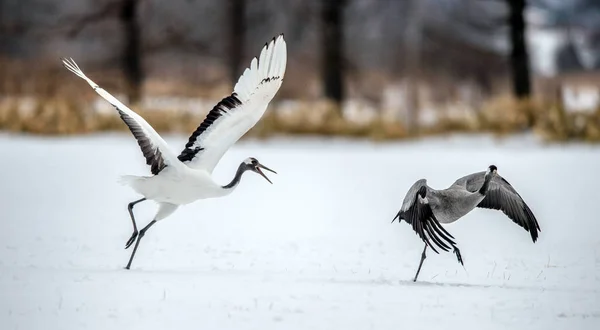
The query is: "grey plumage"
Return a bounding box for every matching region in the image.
[393,181,461,255]
[453,172,541,242]
[393,165,540,282]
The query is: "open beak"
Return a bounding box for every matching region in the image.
[256,163,277,184]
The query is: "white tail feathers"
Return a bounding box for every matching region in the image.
[118,175,141,186]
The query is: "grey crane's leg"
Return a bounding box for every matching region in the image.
[413,244,428,282]
[125,198,146,249]
[125,220,157,270]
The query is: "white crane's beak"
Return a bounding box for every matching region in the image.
[255,163,277,184]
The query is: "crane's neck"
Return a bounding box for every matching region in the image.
[478,172,493,195]
[222,163,247,190]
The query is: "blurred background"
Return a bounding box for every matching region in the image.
[1,0,599,141]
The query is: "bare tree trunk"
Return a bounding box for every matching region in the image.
[507,0,531,99]
[321,0,345,105]
[229,0,245,86]
[121,0,142,104]
[404,0,423,134]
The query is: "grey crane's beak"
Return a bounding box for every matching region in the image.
[255,163,277,184]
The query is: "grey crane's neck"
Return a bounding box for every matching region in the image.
[478,172,493,195]
[222,163,248,190]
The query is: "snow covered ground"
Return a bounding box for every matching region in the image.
[0,133,599,330]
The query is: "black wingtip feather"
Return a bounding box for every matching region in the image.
[392,211,401,223]
[523,203,540,242]
[454,248,464,265]
[429,216,455,240]
[424,220,451,251]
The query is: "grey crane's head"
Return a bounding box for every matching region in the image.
[242,157,277,184]
[487,165,498,175]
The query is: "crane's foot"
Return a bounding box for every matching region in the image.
[125,231,138,249]
[124,220,157,270]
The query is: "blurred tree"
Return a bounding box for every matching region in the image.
[321,0,346,106]
[404,0,424,133]
[121,0,142,104]
[49,0,143,103]
[507,0,531,98]
[441,0,532,99]
[229,0,245,86]
[556,27,585,73]
[533,0,600,72]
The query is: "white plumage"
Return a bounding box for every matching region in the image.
[181,35,287,172]
[61,34,287,269]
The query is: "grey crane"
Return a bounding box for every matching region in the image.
[392,165,541,282]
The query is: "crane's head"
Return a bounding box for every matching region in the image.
[487,165,498,175]
[243,157,277,184]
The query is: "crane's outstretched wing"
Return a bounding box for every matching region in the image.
[393,179,461,258]
[454,172,541,242]
[61,58,181,175]
[178,34,287,172]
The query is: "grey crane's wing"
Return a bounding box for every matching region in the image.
[393,180,460,254]
[456,172,541,242]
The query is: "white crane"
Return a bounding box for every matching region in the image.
[393,165,541,282]
[62,34,287,269]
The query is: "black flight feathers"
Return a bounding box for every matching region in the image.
[177,94,243,163]
[475,176,541,243]
[393,186,464,265]
[116,109,167,175]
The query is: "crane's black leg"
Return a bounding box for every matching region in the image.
[413,243,428,282]
[125,220,157,270]
[125,198,146,249]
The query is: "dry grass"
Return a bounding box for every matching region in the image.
[0,96,204,136]
[250,100,407,140]
[534,102,600,142]
[1,93,599,143]
[2,55,598,142]
[0,57,598,142]
[477,96,538,134]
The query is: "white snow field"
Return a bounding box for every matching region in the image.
[0,133,599,330]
